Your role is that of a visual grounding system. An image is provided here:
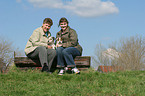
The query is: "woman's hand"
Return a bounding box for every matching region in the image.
[47,45,52,49]
[56,44,62,47]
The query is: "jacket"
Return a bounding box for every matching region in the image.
[56,26,83,55]
[24,27,51,55]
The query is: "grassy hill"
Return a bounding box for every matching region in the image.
[0,67,144,96]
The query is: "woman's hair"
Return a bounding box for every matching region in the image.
[43,18,53,26]
[59,17,69,26]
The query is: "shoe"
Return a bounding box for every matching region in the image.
[72,68,80,74]
[41,65,49,72]
[65,67,72,74]
[58,69,65,75]
[64,67,68,71]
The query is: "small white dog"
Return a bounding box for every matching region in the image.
[48,36,56,49]
[55,37,63,48]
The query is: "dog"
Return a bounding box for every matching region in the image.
[55,37,63,48]
[48,36,56,49]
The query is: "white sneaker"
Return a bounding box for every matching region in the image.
[64,67,68,71]
[58,69,64,75]
[72,68,80,74]
[64,67,72,74]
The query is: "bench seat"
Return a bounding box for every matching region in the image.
[14,56,91,70]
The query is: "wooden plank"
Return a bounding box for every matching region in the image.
[74,56,90,66]
[14,57,41,67]
[14,56,91,70]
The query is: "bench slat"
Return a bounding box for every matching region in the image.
[14,56,91,70]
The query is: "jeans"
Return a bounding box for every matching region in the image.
[56,47,81,68]
[27,46,56,71]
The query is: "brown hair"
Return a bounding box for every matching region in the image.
[59,17,69,26]
[43,18,53,26]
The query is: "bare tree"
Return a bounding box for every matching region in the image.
[93,35,145,71]
[92,43,107,69]
[117,36,145,70]
[14,48,26,57]
[0,37,13,73]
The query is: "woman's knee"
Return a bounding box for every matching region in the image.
[62,49,69,56]
[51,49,57,56]
[56,47,64,53]
[37,46,46,51]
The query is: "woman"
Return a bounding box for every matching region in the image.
[24,18,56,73]
[56,17,83,75]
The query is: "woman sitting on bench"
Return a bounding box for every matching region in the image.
[24,18,56,73]
[56,17,83,75]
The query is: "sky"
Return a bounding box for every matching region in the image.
[0,0,145,58]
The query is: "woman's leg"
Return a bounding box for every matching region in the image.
[47,49,56,71]
[56,47,65,68]
[27,46,48,67]
[62,47,81,68]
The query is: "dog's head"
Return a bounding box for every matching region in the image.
[56,37,62,44]
[48,36,55,44]
[49,36,55,42]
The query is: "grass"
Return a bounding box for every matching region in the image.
[0,67,145,96]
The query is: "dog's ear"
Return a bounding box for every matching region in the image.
[52,37,55,40]
[56,37,61,40]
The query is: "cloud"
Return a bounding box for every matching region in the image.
[16,0,22,3]
[28,0,63,8]
[27,0,119,17]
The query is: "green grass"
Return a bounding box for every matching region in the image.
[0,67,144,96]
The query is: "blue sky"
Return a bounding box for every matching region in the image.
[0,0,145,57]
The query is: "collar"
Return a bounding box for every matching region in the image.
[61,26,70,34]
[41,26,51,37]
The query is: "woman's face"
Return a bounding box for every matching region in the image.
[60,22,68,31]
[42,23,51,33]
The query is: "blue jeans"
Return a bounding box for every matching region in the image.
[56,47,81,68]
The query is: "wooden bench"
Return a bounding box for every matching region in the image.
[14,56,91,71]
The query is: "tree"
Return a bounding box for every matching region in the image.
[0,37,13,73]
[117,36,145,70]
[93,35,145,71]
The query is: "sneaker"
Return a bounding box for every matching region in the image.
[65,67,72,74]
[41,65,49,72]
[72,68,80,74]
[58,69,65,75]
[64,67,68,71]
[41,65,52,74]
